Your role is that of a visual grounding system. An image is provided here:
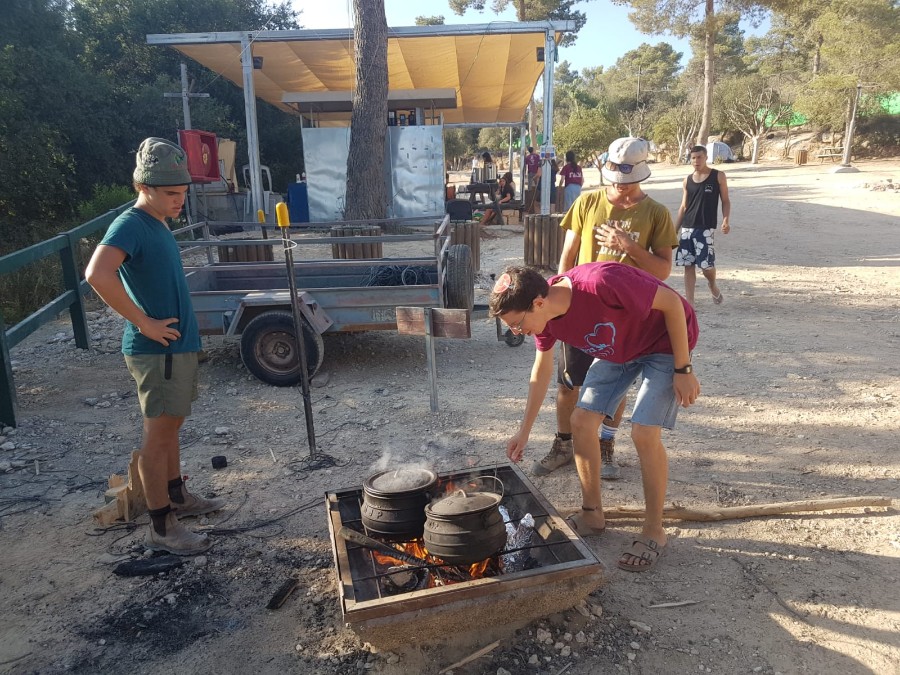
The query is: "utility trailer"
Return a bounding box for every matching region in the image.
[181,215,474,386]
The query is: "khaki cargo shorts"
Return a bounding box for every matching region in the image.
[124,352,199,418]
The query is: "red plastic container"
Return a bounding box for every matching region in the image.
[177,130,220,183]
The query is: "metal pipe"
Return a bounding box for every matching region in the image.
[339,526,430,567]
[241,34,264,217]
[275,202,317,458]
[540,29,556,216]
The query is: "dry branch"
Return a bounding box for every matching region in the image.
[566,497,893,523]
[437,639,501,674]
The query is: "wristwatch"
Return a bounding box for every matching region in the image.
[674,364,693,375]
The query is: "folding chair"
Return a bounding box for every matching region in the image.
[445,199,474,222]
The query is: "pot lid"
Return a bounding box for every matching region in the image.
[428,489,501,516]
[368,468,435,493]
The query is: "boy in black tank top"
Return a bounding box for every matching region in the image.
[674,145,732,305]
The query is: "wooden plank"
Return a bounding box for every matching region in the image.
[92,451,146,525]
[395,307,471,339]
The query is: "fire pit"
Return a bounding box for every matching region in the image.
[326,462,605,649]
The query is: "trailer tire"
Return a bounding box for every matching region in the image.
[445,244,474,311]
[503,329,525,347]
[240,310,324,387]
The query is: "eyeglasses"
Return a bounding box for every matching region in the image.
[509,315,526,334]
[605,160,645,174]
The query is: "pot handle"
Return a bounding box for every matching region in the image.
[477,475,504,499]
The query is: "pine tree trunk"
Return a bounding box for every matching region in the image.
[812,34,823,76]
[344,0,388,221]
[696,0,715,146]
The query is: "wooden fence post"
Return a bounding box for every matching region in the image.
[61,232,91,350]
[0,311,16,427]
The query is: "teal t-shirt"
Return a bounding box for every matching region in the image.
[100,207,201,355]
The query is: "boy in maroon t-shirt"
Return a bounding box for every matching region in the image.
[489,262,700,572]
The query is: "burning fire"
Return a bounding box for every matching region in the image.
[373,539,496,584]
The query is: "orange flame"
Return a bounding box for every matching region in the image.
[372,538,496,586]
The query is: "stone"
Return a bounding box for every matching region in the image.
[629,620,652,634]
[1,442,15,451]
[215,427,230,436]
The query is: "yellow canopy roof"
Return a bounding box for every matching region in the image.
[148,22,571,126]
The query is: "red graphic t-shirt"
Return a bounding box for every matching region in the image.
[560,164,584,186]
[533,263,698,364]
[525,153,541,175]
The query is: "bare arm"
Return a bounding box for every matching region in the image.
[673,177,689,228]
[718,171,731,233]
[650,286,700,407]
[558,229,580,274]
[506,347,556,462]
[85,244,181,346]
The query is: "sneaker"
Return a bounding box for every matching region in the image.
[600,438,621,481]
[145,512,211,556]
[532,437,574,476]
[173,488,226,517]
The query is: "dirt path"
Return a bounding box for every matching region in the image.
[1,159,898,675]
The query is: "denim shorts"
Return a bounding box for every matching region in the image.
[124,352,199,418]
[577,353,679,429]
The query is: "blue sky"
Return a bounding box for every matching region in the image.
[290,0,768,73]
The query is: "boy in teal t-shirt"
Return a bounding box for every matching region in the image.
[87,137,224,556]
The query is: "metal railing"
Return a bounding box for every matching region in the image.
[0,202,133,427]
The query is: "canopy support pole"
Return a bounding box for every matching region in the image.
[540,29,557,216]
[241,34,265,217]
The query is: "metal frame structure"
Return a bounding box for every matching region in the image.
[146,21,572,218]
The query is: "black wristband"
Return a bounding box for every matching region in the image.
[674,364,693,375]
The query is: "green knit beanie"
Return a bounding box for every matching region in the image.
[133,137,192,186]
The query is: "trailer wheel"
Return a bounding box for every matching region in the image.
[445,244,474,311]
[240,310,324,386]
[503,329,525,347]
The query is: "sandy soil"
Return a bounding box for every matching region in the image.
[1,158,899,675]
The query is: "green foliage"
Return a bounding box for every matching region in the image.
[683,15,748,81]
[553,108,619,167]
[793,73,854,132]
[0,257,65,327]
[77,185,136,222]
[553,60,603,128]
[652,95,702,161]
[415,15,446,25]
[478,128,512,155]
[448,1,589,46]
[597,42,683,112]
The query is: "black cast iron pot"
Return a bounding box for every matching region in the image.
[423,476,507,566]
[361,467,438,538]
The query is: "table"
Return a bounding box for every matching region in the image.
[816,147,843,163]
[459,181,496,204]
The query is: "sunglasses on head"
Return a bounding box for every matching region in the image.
[605,160,645,174]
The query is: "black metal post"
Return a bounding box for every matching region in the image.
[275,203,317,458]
